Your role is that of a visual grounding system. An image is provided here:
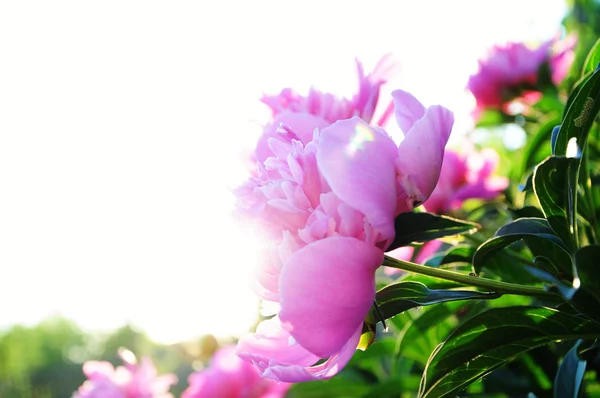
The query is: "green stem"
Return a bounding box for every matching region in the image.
[383,256,559,299]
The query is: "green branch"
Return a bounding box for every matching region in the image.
[383,255,560,299]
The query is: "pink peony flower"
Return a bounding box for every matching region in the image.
[182,345,290,398]
[467,35,576,118]
[73,349,177,398]
[422,145,509,214]
[235,89,453,382]
[253,54,399,164]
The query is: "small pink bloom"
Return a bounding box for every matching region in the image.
[182,345,290,398]
[423,145,509,215]
[73,349,177,398]
[254,55,400,164]
[235,88,453,382]
[384,240,444,276]
[467,35,576,118]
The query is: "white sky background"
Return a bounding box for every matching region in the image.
[0,1,566,343]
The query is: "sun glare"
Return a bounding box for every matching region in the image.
[0,0,567,343]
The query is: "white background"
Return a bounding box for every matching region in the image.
[0,0,566,343]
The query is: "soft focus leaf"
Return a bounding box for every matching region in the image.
[582,38,600,76]
[575,245,600,303]
[554,64,600,156]
[396,302,466,364]
[554,340,587,398]
[419,307,600,398]
[285,378,371,397]
[438,246,475,265]
[533,156,579,253]
[386,213,479,252]
[475,109,509,127]
[473,217,571,275]
[508,206,545,220]
[570,245,600,321]
[368,281,497,324]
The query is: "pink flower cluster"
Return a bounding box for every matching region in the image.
[234,57,454,382]
[182,346,290,398]
[73,349,177,398]
[467,35,576,118]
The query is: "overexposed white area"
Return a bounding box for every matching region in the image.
[0,0,566,343]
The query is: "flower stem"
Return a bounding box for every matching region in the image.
[383,255,559,299]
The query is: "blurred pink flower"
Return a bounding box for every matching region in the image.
[467,35,576,118]
[423,145,508,214]
[182,345,290,398]
[73,349,177,398]
[254,54,400,164]
[386,144,507,274]
[235,89,453,382]
[385,240,444,273]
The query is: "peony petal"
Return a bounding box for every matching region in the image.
[278,236,383,357]
[236,317,320,368]
[414,240,444,264]
[396,105,454,209]
[317,117,398,242]
[263,325,362,382]
[181,368,238,398]
[255,112,330,163]
[272,112,330,146]
[391,89,426,134]
[82,361,117,380]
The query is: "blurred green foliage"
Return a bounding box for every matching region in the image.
[0,317,221,398]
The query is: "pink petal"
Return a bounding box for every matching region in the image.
[415,240,444,264]
[278,236,383,357]
[255,112,330,163]
[237,317,320,367]
[182,368,238,398]
[237,319,362,382]
[317,117,398,242]
[262,326,362,382]
[391,89,426,134]
[82,361,117,380]
[396,105,454,209]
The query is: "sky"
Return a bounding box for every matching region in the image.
[0,1,567,343]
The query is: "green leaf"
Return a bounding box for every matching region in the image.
[285,378,371,397]
[419,307,600,398]
[396,301,466,364]
[533,156,579,254]
[554,340,587,398]
[569,245,600,321]
[367,281,497,324]
[386,213,479,252]
[508,206,545,220]
[575,245,600,303]
[582,37,600,77]
[438,245,475,265]
[554,64,600,156]
[472,217,571,275]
